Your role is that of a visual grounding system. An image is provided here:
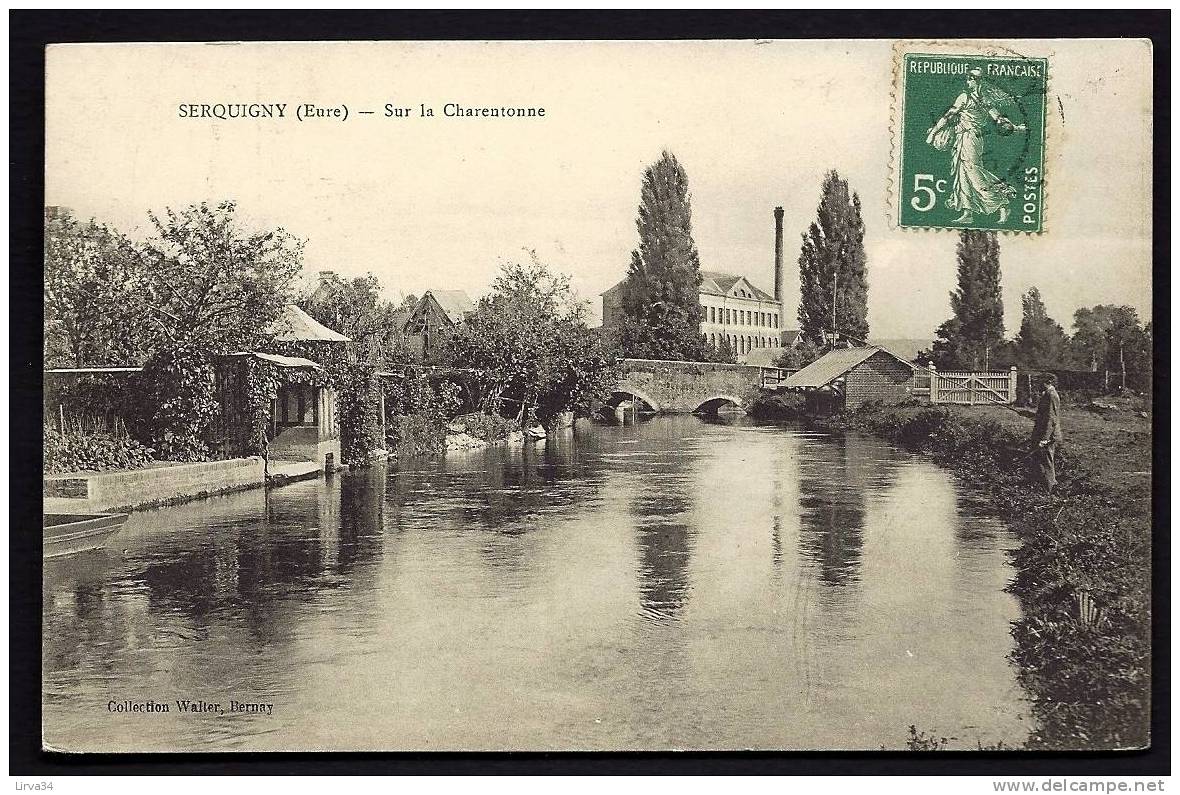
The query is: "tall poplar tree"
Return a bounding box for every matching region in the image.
[618,151,707,361]
[930,230,1005,370]
[797,170,869,346]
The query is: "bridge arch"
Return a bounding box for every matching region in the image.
[692,394,745,415]
[605,387,660,414]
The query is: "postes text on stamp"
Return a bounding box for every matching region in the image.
[898,52,1047,232]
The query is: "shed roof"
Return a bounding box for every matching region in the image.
[781,345,914,389]
[268,305,351,343]
[226,351,323,369]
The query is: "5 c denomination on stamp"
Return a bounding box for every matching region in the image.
[897,51,1047,232]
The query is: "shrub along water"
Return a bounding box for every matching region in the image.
[44,417,154,474]
[814,402,1150,750]
[383,371,462,459]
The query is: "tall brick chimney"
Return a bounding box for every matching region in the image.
[773,206,785,306]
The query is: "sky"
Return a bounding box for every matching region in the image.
[45,40,1153,340]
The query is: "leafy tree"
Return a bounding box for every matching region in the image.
[134,201,305,455]
[1104,306,1152,390]
[1011,287,1070,369]
[299,272,406,364]
[1071,305,1115,371]
[138,201,304,355]
[443,257,619,426]
[774,338,825,369]
[44,211,153,367]
[618,151,709,361]
[929,231,1005,370]
[798,170,869,345]
[709,336,737,364]
[1069,304,1152,390]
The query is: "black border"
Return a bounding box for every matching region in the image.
[10,10,1170,776]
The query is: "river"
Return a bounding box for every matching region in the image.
[42,415,1030,751]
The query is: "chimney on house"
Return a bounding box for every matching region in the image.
[773,206,785,306]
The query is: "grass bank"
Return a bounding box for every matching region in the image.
[812,400,1151,750]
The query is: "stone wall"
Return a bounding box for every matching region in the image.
[618,359,765,413]
[44,457,266,513]
[844,352,917,409]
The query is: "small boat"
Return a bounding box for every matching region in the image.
[43,513,128,559]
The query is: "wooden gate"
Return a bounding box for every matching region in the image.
[920,366,1018,406]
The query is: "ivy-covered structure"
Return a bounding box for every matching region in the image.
[212,305,351,470]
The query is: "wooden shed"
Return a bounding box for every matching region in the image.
[779,345,917,412]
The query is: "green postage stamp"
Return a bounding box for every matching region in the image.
[897,51,1047,232]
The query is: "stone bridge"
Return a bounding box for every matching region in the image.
[607,358,778,415]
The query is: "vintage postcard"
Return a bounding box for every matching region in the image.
[40,39,1153,754]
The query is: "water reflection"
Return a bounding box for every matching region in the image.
[43,416,1028,752]
[796,433,903,587]
[631,489,694,620]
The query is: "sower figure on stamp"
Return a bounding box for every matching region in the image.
[1030,373,1064,494]
[924,67,1026,225]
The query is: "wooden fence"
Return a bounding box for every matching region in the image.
[913,366,1018,406]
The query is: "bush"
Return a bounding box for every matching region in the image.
[383,371,462,459]
[44,421,154,474]
[748,391,806,420]
[388,414,446,458]
[135,348,217,462]
[338,363,383,468]
[451,412,521,443]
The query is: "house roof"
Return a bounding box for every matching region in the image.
[600,273,777,303]
[425,290,475,324]
[268,305,351,343]
[700,271,776,302]
[387,307,412,335]
[781,345,914,389]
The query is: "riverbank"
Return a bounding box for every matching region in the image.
[811,401,1152,750]
[388,411,540,458]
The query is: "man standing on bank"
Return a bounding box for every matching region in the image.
[1031,374,1064,494]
